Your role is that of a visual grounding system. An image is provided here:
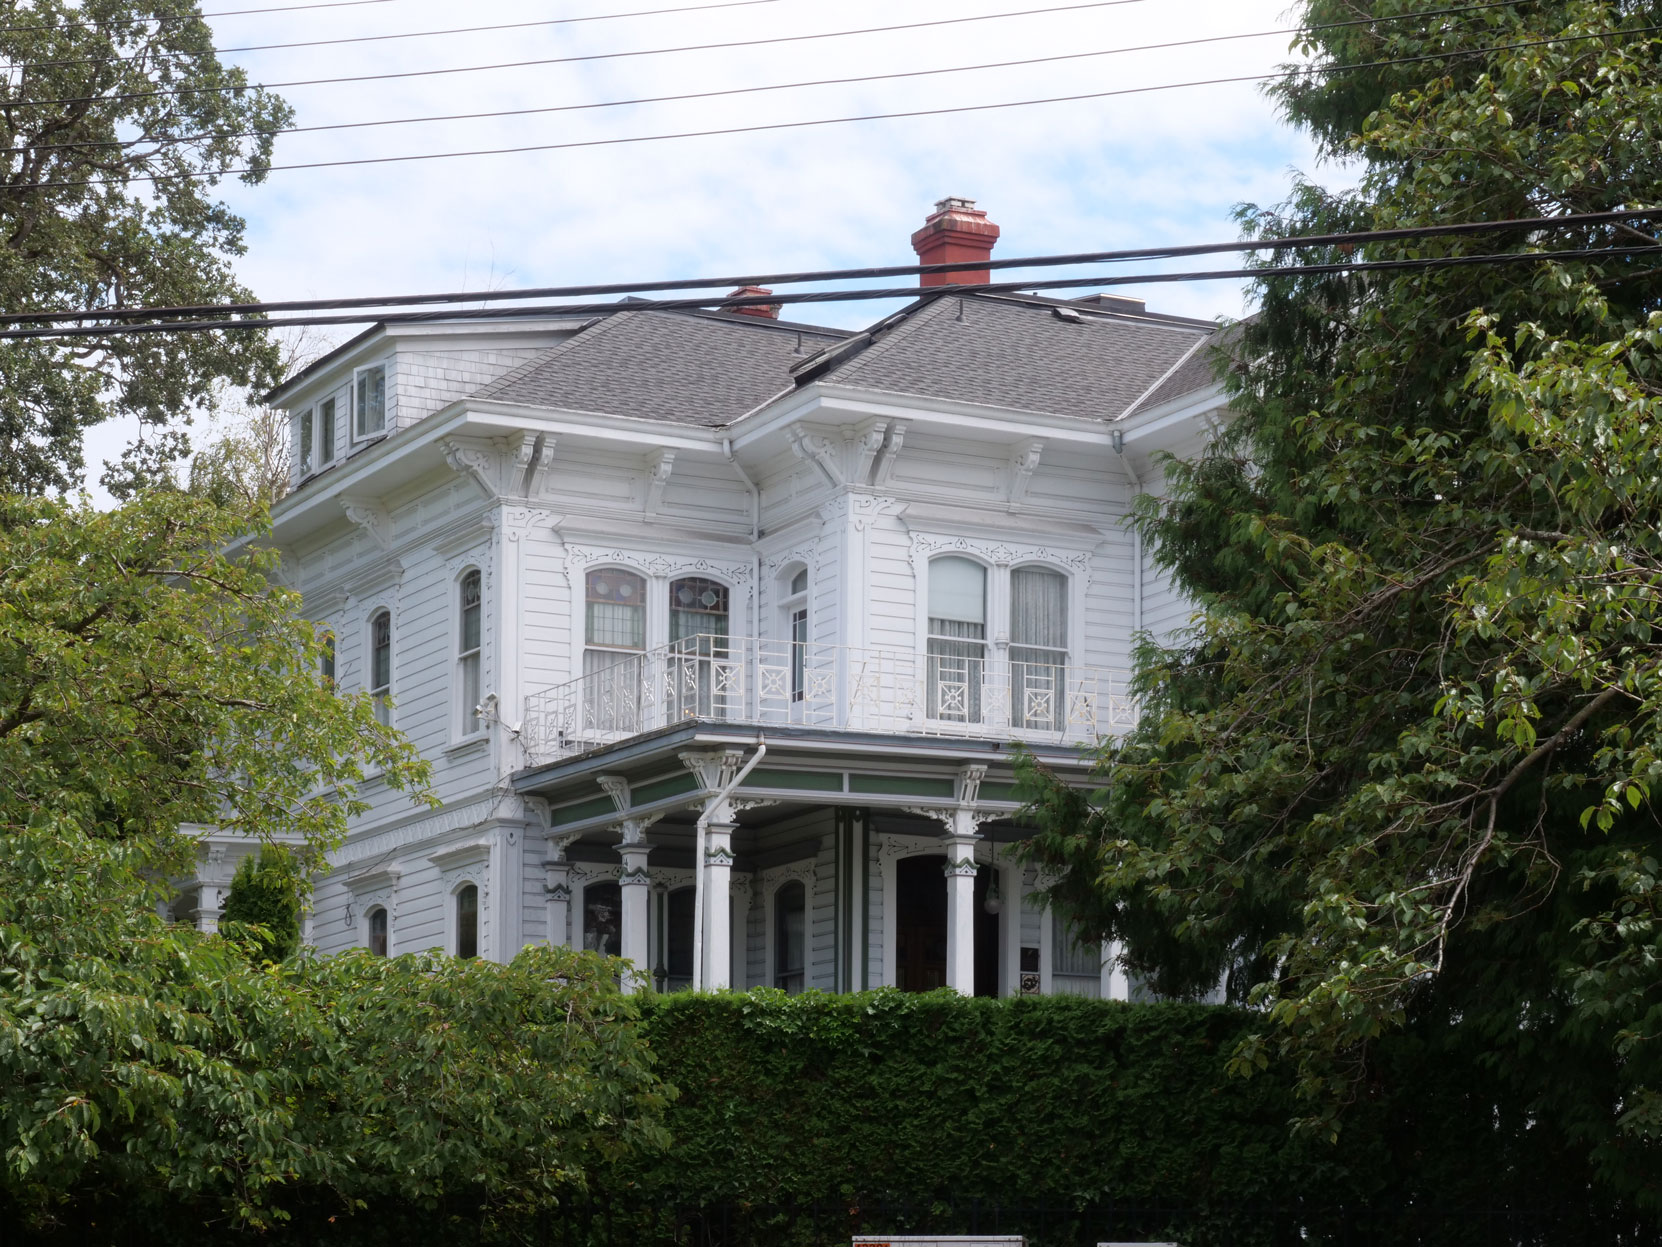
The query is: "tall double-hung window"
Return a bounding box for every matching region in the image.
[457,570,483,735]
[927,556,987,722]
[1009,566,1068,730]
[369,609,392,726]
[669,578,730,719]
[354,364,386,439]
[584,568,646,731]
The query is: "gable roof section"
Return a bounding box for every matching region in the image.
[474,308,847,427]
[807,294,1218,422]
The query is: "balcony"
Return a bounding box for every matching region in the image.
[521,634,1136,765]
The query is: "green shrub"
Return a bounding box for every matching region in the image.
[220,845,303,962]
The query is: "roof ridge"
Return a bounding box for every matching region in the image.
[472,311,633,401]
[820,294,955,385]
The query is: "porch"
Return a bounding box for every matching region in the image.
[512,724,1125,999]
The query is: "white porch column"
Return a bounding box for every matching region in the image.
[618,838,652,993]
[942,763,988,995]
[704,819,737,990]
[943,827,980,994]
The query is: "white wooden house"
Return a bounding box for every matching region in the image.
[179,199,1226,999]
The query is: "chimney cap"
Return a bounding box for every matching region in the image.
[934,195,978,213]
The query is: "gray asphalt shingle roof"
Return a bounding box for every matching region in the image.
[465,294,1229,428]
[474,309,847,426]
[808,294,1218,421]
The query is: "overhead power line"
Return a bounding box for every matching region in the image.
[4,244,1661,341]
[3,0,1160,108]
[8,0,1524,157]
[23,0,790,71]
[25,21,1662,191]
[0,0,407,36]
[7,208,1657,328]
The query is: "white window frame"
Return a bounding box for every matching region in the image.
[316,395,338,466]
[454,567,484,741]
[318,625,336,690]
[352,362,389,441]
[452,880,481,960]
[924,555,990,724]
[909,546,1087,728]
[778,564,810,705]
[367,606,393,726]
[297,406,315,478]
[769,878,807,992]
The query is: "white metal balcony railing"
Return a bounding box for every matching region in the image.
[520,634,1137,764]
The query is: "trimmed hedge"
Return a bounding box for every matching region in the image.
[627,990,1350,1212]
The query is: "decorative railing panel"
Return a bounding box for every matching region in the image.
[522,635,1136,764]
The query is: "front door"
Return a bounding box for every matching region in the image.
[895,855,947,991]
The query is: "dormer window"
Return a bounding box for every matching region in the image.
[317,397,337,466]
[298,407,314,477]
[354,364,387,439]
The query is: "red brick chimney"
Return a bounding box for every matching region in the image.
[725,285,780,319]
[911,197,1001,288]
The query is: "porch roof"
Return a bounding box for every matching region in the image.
[510,721,1097,839]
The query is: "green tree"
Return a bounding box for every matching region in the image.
[0,0,292,496]
[1022,0,1662,1205]
[221,845,302,963]
[0,492,670,1233]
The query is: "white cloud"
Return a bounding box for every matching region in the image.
[80,0,1327,494]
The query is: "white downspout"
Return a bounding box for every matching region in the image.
[1111,426,1144,640]
[691,740,768,991]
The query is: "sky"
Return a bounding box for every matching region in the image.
[82,0,1338,495]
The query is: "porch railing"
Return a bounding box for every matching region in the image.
[521,634,1136,764]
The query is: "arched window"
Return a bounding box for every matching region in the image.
[1010,565,1068,730]
[669,577,730,647]
[369,609,392,726]
[583,568,646,732]
[455,884,479,960]
[669,577,731,719]
[457,569,483,735]
[773,880,806,993]
[926,557,987,722]
[780,566,809,703]
[367,906,388,957]
[319,629,335,690]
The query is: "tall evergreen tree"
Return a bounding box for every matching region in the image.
[221,846,302,963]
[1023,0,1662,1203]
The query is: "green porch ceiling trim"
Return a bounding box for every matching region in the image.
[978,781,1020,802]
[550,794,618,826]
[849,774,954,797]
[632,772,700,805]
[741,768,844,792]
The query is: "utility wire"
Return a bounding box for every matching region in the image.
[0,0,409,36]
[7,208,1656,327]
[4,245,1659,341]
[6,0,1524,157]
[25,22,1662,190]
[2,0,1164,108]
[20,0,789,71]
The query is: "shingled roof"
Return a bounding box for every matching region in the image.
[474,308,848,426]
[794,293,1221,422]
[467,292,1228,428]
